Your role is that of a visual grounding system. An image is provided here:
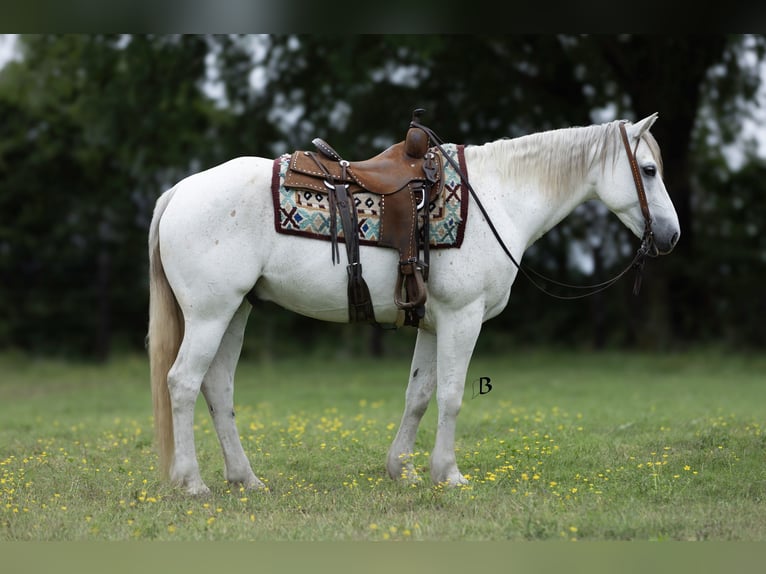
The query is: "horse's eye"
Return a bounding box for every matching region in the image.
[642,165,657,177]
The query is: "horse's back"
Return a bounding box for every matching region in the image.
[171,156,273,204]
[162,155,274,233]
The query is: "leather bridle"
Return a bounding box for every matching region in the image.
[412,117,658,299]
[619,120,657,260]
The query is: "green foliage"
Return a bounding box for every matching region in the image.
[0,35,217,357]
[692,158,766,346]
[2,351,766,541]
[1,35,764,357]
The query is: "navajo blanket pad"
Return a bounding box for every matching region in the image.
[271,144,469,249]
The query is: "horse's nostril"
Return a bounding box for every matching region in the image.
[671,232,679,247]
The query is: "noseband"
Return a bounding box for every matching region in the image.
[414,117,659,299]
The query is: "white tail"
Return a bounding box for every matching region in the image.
[147,187,183,479]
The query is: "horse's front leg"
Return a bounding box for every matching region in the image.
[387,329,437,483]
[430,306,483,486]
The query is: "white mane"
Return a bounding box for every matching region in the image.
[467,120,663,198]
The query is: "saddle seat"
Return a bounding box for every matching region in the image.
[282,112,442,327]
[285,129,440,200]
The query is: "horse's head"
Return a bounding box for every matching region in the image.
[597,113,680,256]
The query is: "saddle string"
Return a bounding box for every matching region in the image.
[411,120,653,300]
[305,151,342,264]
[305,151,378,321]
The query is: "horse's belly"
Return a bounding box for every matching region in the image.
[253,241,403,324]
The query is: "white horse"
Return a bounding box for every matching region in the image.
[148,113,680,495]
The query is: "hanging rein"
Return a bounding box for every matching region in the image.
[412,118,657,300]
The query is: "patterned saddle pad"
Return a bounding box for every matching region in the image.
[271,144,469,249]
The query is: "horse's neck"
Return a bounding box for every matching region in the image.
[465,125,604,247]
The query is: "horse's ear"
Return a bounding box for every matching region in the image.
[628,113,658,140]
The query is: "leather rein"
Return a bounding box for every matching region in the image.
[412,119,657,300]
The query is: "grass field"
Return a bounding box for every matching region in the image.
[1,349,765,541]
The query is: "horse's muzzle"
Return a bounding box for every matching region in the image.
[652,228,680,256]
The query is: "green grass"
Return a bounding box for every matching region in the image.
[1,349,765,541]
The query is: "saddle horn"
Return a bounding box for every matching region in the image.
[405,109,430,159]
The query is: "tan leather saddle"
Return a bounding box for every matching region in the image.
[283,110,442,326]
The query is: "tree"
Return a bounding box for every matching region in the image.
[1,34,764,357]
[218,35,765,350]
[0,35,215,358]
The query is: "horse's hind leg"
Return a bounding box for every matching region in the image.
[201,300,265,490]
[167,304,242,495]
[386,329,437,482]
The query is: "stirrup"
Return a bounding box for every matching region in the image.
[394,260,427,309]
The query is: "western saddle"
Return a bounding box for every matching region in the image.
[283,109,442,327]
